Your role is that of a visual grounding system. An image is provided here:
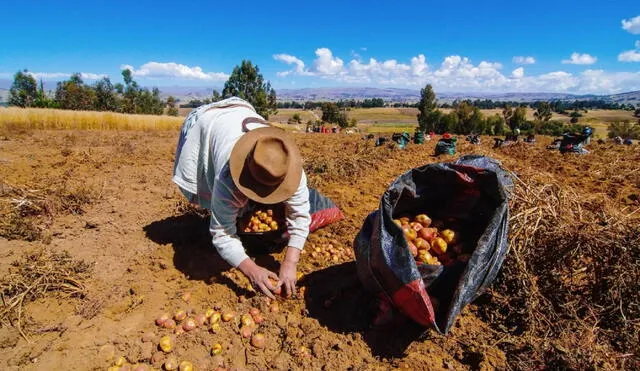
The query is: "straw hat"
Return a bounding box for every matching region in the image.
[229,127,302,204]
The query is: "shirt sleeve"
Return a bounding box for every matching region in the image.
[284,171,311,250]
[209,172,249,267]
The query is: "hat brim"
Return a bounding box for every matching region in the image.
[229,127,302,204]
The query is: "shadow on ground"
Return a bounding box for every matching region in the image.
[144,214,426,357]
[302,262,426,359]
[143,212,281,297]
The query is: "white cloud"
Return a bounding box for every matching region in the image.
[618,40,640,62]
[275,49,429,85]
[273,54,312,76]
[360,47,367,51]
[562,52,597,65]
[19,72,106,80]
[411,54,428,77]
[512,56,536,64]
[512,67,524,78]
[618,49,640,62]
[273,47,640,94]
[347,58,411,83]
[121,62,228,81]
[80,73,107,80]
[313,48,346,76]
[435,56,503,79]
[622,15,640,34]
[29,72,70,79]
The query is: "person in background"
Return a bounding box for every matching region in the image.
[172,97,311,298]
[582,126,593,145]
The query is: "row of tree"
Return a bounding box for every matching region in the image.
[9,70,171,115]
[8,60,280,119]
[416,84,595,136]
[320,102,357,128]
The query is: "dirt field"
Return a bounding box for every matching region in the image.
[1,128,638,370]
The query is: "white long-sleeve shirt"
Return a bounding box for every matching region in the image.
[172,97,311,267]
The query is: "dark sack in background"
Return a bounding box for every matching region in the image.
[238,188,344,253]
[353,155,512,333]
[435,138,457,155]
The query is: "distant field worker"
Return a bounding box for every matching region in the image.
[582,126,593,145]
[172,97,311,298]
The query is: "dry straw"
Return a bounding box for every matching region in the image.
[484,165,640,369]
[0,249,92,342]
[0,107,183,130]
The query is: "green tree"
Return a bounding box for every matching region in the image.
[8,70,38,107]
[417,84,437,132]
[569,109,582,124]
[212,89,222,102]
[486,114,505,135]
[470,107,485,134]
[120,69,139,114]
[502,105,513,130]
[287,113,303,125]
[509,106,526,131]
[321,102,340,123]
[452,103,485,134]
[94,77,120,111]
[438,112,458,134]
[321,102,348,127]
[222,60,277,119]
[533,102,552,125]
[116,68,163,115]
[608,121,640,139]
[54,73,96,110]
[136,87,164,115]
[34,79,53,108]
[166,96,179,116]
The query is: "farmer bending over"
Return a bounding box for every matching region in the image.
[172,97,310,298]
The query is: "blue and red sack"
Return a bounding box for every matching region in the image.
[353,155,512,333]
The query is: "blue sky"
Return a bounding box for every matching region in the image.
[1,0,639,94]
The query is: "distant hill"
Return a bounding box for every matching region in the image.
[276,87,640,104]
[606,90,640,104]
[0,77,638,105]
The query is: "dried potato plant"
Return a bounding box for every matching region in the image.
[0,249,92,341]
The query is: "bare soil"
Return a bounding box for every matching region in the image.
[0,129,638,370]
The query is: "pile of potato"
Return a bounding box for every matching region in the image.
[241,209,280,233]
[394,214,470,266]
[106,292,279,371]
[306,242,354,263]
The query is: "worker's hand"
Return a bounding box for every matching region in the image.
[278,247,302,298]
[238,259,278,299]
[278,260,297,298]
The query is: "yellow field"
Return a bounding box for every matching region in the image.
[0,107,184,130]
[270,108,318,124]
[1,107,632,138]
[272,107,635,128]
[347,107,418,123]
